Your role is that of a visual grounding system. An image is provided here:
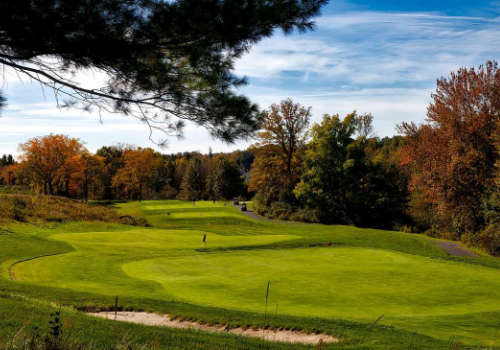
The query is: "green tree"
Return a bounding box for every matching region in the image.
[294,113,357,223]
[0,0,327,142]
[294,112,407,227]
[180,158,205,201]
[207,156,244,200]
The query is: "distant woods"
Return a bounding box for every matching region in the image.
[0,138,250,203]
[0,62,498,255]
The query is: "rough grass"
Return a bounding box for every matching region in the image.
[0,194,145,225]
[1,200,499,349]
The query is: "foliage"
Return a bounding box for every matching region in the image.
[179,158,205,200]
[206,155,244,200]
[248,145,290,207]
[294,113,408,228]
[67,153,105,202]
[112,148,158,201]
[0,0,327,143]
[256,99,311,190]
[18,135,85,195]
[399,61,500,236]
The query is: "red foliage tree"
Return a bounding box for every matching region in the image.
[400,61,500,234]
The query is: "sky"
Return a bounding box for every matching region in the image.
[1,0,500,156]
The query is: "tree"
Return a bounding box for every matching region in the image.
[256,99,311,191]
[294,112,407,227]
[0,154,15,167]
[179,158,205,200]
[68,153,105,201]
[399,61,500,234]
[0,0,327,143]
[19,134,85,194]
[112,148,157,200]
[207,156,243,200]
[1,164,19,186]
[478,118,500,255]
[294,113,358,223]
[96,146,126,200]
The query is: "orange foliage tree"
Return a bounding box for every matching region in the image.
[19,134,85,195]
[112,148,158,200]
[68,153,105,201]
[248,145,289,203]
[1,163,19,185]
[399,61,500,235]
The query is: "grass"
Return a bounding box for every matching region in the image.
[0,199,499,349]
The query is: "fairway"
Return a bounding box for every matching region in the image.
[7,200,500,347]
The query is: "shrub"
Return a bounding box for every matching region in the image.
[288,208,321,223]
[478,227,500,256]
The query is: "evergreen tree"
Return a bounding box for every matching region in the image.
[180,158,205,200]
[0,0,327,142]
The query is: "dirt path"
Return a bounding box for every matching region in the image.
[436,241,479,257]
[89,311,338,345]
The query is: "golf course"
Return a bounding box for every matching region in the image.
[1,200,499,349]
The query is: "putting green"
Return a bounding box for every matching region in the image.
[123,247,500,320]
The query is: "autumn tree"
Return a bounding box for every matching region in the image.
[257,99,311,191]
[249,144,292,212]
[1,164,20,186]
[68,153,105,201]
[112,148,158,200]
[399,61,500,235]
[96,146,126,200]
[19,134,85,195]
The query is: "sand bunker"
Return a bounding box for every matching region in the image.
[89,311,338,345]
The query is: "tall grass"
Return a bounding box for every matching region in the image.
[0,194,146,225]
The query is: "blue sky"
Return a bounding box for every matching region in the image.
[1,0,500,156]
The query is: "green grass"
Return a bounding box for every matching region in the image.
[1,200,499,349]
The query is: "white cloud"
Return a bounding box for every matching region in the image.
[235,11,500,86]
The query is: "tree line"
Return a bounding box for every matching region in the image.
[1,62,498,255]
[0,139,251,203]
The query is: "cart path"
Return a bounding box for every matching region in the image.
[436,241,479,257]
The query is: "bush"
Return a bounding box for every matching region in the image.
[268,201,294,219]
[477,227,500,256]
[288,208,321,223]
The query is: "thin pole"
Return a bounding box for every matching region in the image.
[264,280,270,324]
